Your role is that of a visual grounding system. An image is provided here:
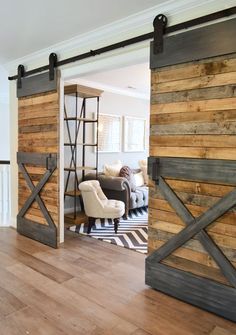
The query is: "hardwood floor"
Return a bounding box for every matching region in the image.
[0,228,235,335]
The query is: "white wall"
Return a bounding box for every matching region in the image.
[64,90,149,210]
[65,91,149,170]
[0,66,10,160]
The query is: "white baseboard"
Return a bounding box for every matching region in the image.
[10,216,16,229]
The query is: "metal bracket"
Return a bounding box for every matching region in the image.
[153,14,168,54]
[49,53,57,81]
[17,64,25,89]
[148,157,160,184]
[46,154,57,172]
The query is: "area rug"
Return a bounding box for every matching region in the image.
[69,208,148,254]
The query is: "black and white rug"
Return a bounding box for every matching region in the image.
[69,208,148,254]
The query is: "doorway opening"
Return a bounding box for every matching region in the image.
[63,61,150,254]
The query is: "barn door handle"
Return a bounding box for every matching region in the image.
[148,157,160,184]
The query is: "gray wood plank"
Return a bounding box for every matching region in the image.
[17,70,57,98]
[148,157,236,185]
[147,187,236,264]
[145,261,236,322]
[157,177,236,288]
[17,217,57,248]
[151,86,236,104]
[17,152,57,168]
[150,18,236,69]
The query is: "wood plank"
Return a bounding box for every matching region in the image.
[149,146,236,160]
[145,261,236,322]
[153,72,236,94]
[150,135,236,148]
[151,97,236,115]
[150,18,236,69]
[150,109,236,125]
[152,57,236,84]
[151,85,236,104]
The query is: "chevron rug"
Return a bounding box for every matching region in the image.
[69,208,148,254]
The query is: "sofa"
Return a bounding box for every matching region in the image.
[85,169,148,219]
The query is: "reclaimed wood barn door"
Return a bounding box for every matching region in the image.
[17,66,61,248]
[146,18,236,321]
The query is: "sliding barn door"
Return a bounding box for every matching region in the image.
[146,18,236,321]
[17,70,60,248]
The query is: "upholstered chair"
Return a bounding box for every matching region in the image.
[79,180,125,234]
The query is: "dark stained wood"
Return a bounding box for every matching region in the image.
[17,70,57,98]
[150,19,236,69]
[148,157,236,185]
[145,261,236,322]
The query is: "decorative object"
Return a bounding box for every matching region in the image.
[103,160,122,177]
[97,114,122,152]
[124,117,146,152]
[139,159,148,184]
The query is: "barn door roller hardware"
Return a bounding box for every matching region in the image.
[17,64,25,89]
[8,6,236,81]
[49,53,57,81]
[153,14,167,54]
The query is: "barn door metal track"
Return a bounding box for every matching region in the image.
[8,6,236,82]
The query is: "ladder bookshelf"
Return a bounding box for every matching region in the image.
[64,84,103,225]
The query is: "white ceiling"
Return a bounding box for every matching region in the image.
[0,0,168,64]
[71,62,150,100]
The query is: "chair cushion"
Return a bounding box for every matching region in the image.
[130,186,148,209]
[103,199,125,218]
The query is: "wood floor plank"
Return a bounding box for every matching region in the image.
[0,228,235,335]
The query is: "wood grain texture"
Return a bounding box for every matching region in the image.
[148,51,236,318]
[0,228,235,335]
[18,89,60,247]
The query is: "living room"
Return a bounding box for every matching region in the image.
[64,62,150,253]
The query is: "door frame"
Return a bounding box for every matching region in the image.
[59,43,150,241]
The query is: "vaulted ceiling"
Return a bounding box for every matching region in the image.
[0,0,168,64]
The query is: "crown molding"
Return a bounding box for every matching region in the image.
[5,0,235,73]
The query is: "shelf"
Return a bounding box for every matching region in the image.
[64,166,97,172]
[64,84,103,98]
[64,143,97,147]
[64,211,88,227]
[64,117,98,122]
[65,190,81,197]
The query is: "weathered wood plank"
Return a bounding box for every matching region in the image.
[149,146,236,160]
[150,135,236,148]
[150,18,236,69]
[152,72,236,94]
[151,56,236,84]
[151,97,236,115]
[151,85,236,104]
[150,109,236,125]
[145,261,236,322]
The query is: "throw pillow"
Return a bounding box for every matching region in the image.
[133,171,145,187]
[139,159,148,184]
[119,166,136,192]
[104,160,122,177]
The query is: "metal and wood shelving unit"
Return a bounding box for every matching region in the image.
[64,84,103,226]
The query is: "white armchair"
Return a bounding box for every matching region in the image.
[79,180,125,234]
